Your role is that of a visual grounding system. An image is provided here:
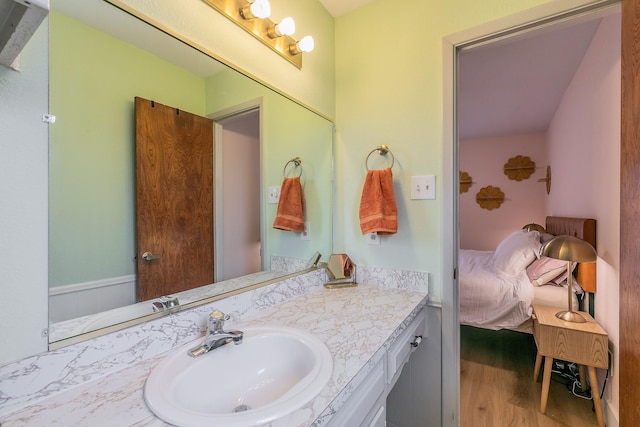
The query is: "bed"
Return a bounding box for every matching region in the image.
[459,216,596,333]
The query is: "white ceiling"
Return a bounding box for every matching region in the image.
[458,17,605,140]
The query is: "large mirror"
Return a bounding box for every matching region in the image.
[47,0,333,347]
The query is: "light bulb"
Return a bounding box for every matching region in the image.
[289,36,315,55]
[277,17,295,36]
[297,36,314,52]
[240,0,271,19]
[268,16,295,38]
[252,0,271,18]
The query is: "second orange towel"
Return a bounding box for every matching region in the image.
[273,176,305,232]
[359,168,398,235]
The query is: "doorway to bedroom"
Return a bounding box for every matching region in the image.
[212,106,262,283]
[456,5,620,426]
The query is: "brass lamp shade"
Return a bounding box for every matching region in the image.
[540,235,597,322]
[540,235,597,263]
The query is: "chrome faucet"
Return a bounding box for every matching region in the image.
[151,296,180,312]
[188,310,243,357]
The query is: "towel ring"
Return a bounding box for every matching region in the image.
[365,145,395,171]
[283,157,303,178]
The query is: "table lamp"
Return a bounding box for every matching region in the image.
[540,235,597,323]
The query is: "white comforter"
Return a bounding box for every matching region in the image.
[459,249,535,330]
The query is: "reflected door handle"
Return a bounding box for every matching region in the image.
[142,251,161,261]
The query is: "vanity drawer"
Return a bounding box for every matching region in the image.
[387,308,426,385]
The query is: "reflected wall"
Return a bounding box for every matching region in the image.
[48,7,333,337]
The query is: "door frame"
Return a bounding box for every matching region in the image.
[441,1,620,425]
[210,98,264,282]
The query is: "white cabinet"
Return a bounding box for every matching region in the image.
[325,358,385,427]
[326,307,426,427]
[367,404,386,427]
[387,309,425,387]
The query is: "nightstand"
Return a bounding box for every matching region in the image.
[532,304,608,427]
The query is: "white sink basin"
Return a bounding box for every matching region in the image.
[144,325,333,427]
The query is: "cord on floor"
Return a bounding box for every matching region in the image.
[550,359,610,410]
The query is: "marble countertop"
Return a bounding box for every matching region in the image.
[2,284,427,427]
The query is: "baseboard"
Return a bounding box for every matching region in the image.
[49,275,137,323]
[604,398,619,427]
[428,295,442,308]
[49,274,136,296]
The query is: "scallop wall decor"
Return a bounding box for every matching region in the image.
[460,171,473,194]
[504,155,536,181]
[537,165,552,194]
[476,185,505,210]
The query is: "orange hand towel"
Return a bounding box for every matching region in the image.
[359,168,397,235]
[273,176,306,232]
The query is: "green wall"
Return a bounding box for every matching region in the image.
[205,69,334,264]
[334,0,550,298]
[49,11,205,287]
[117,0,336,119]
[49,10,333,287]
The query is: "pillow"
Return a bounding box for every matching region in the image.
[526,256,577,286]
[492,230,541,276]
[539,232,556,244]
[526,256,567,286]
[549,261,577,286]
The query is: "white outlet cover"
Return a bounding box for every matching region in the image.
[410,175,436,200]
[367,232,380,245]
[301,222,310,240]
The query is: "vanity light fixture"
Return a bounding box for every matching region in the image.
[202,0,313,68]
[239,0,271,20]
[267,17,295,38]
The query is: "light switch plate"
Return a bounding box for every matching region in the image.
[410,175,436,200]
[268,186,280,204]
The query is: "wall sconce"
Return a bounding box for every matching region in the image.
[202,0,314,69]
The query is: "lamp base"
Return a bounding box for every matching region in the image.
[555,310,587,323]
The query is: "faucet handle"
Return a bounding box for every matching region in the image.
[208,310,230,331]
[210,310,230,321]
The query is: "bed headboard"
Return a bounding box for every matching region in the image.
[545,216,597,293]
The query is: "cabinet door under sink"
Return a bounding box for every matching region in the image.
[325,358,385,427]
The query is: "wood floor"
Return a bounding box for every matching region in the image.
[460,325,600,427]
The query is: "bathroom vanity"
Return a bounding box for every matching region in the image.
[0,266,428,426]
